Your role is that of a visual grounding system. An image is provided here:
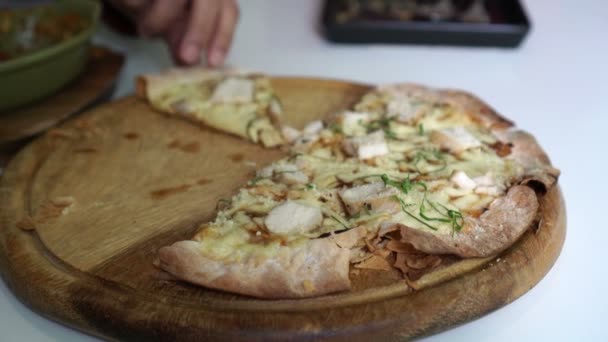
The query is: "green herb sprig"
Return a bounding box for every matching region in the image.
[393,196,438,231]
[418,123,425,136]
[364,118,397,139]
[328,123,343,133]
[380,173,427,194]
[330,215,350,230]
[248,176,264,185]
[419,196,464,236]
[383,171,464,235]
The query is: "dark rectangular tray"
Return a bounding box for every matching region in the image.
[322,0,531,48]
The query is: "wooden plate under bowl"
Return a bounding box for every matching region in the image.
[0,46,125,146]
[0,78,565,341]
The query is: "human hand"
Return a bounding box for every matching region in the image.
[108,0,239,66]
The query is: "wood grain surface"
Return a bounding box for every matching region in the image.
[0,78,566,341]
[0,46,124,146]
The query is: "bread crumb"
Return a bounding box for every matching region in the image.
[16,216,36,231]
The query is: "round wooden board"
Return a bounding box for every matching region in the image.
[0,78,565,341]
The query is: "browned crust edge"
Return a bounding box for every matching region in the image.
[496,129,560,190]
[158,239,351,299]
[397,185,539,258]
[376,83,560,258]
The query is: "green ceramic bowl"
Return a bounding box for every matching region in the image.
[0,0,100,113]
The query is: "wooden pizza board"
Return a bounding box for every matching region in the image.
[0,78,565,341]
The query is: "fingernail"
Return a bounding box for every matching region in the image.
[182,44,200,64]
[208,49,224,67]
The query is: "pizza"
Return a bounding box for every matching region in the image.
[144,69,559,298]
[136,67,285,147]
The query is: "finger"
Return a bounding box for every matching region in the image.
[139,0,187,36]
[179,0,221,65]
[207,0,239,67]
[165,17,188,64]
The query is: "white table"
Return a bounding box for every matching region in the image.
[2,0,607,340]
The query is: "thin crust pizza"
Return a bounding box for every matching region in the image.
[136,67,285,147]
[147,70,559,298]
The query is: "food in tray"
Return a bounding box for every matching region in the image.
[334,0,490,24]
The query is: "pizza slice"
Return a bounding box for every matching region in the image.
[136,67,285,147]
[158,83,559,298]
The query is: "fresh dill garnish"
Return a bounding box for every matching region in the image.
[328,123,343,133]
[364,118,398,139]
[248,176,266,185]
[393,195,438,231]
[418,194,464,236]
[330,215,350,229]
[380,173,426,194]
[386,177,464,234]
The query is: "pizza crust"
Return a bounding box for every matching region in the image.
[376,83,559,257]
[377,83,513,130]
[396,185,538,258]
[495,129,560,191]
[158,238,351,298]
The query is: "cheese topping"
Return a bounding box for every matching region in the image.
[340,111,370,136]
[210,77,254,103]
[303,120,324,135]
[386,96,426,123]
[189,85,530,263]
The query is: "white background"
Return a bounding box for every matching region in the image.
[1,0,607,341]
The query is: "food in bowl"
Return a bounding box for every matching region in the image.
[0,5,89,62]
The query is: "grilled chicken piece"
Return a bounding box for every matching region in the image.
[343,131,390,160]
[338,182,399,216]
[265,201,323,235]
[431,126,481,153]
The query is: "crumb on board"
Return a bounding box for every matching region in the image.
[16,216,36,231]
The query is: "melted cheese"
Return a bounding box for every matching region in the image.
[190,84,533,263]
[210,77,254,103]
